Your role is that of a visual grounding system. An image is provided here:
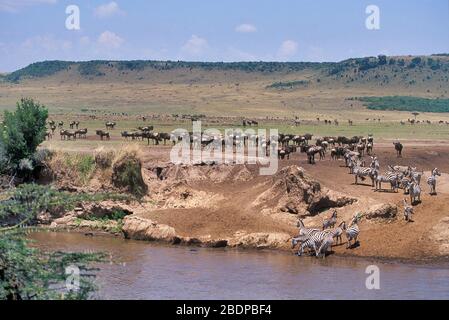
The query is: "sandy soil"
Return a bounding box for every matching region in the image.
[93,142,445,262]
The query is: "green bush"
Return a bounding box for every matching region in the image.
[112,157,147,198]
[0,98,48,171]
[360,96,449,113]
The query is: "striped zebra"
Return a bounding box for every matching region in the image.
[322,210,337,230]
[373,169,400,192]
[400,177,412,194]
[346,218,360,249]
[328,221,346,245]
[427,168,441,195]
[353,164,375,187]
[292,236,318,256]
[403,199,414,222]
[369,156,380,171]
[316,235,334,258]
[296,219,320,237]
[409,181,422,205]
[408,167,423,185]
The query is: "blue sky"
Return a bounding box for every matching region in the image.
[0,0,448,72]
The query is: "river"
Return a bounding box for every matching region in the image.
[29,231,449,300]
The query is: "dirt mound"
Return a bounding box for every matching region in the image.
[363,203,398,221]
[112,153,147,198]
[429,217,449,255]
[154,163,257,184]
[254,166,356,216]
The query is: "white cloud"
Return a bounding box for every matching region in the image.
[97,31,124,49]
[235,23,257,33]
[94,1,124,18]
[277,40,299,59]
[0,0,56,12]
[181,35,209,57]
[21,35,72,52]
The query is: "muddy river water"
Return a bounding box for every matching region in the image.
[30,231,449,300]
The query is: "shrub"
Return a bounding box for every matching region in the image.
[112,145,147,198]
[1,98,48,170]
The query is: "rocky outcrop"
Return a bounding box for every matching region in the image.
[254,166,356,216]
[122,215,177,242]
[228,231,291,250]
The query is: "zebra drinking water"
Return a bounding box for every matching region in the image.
[316,235,334,258]
[345,215,361,249]
[427,168,441,195]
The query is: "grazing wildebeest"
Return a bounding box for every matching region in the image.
[105,122,116,130]
[393,141,403,157]
[75,128,88,139]
[96,130,110,140]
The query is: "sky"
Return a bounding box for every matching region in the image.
[0,0,448,72]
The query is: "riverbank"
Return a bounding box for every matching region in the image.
[28,231,449,299]
[7,143,449,263]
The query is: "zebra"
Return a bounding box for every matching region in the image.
[329,221,346,245]
[400,177,412,194]
[403,199,414,222]
[393,141,403,157]
[293,236,318,256]
[370,156,380,171]
[408,167,423,185]
[353,164,375,187]
[316,234,334,258]
[297,230,334,256]
[427,168,441,195]
[346,216,360,249]
[322,210,337,230]
[409,181,422,205]
[296,219,320,238]
[373,169,400,192]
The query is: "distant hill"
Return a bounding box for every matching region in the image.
[3,60,329,83]
[3,55,448,93]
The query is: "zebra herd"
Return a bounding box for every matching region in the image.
[292,212,362,258]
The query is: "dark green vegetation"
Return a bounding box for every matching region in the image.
[0,184,124,300]
[4,61,72,83]
[0,230,103,300]
[0,184,130,228]
[0,98,48,169]
[112,156,147,198]
[360,96,449,113]
[0,100,130,300]
[266,80,310,89]
[4,60,331,82]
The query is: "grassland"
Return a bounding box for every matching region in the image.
[1,54,449,143]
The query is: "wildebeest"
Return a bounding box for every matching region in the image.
[393,141,403,157]
[96,130,110,140]
[105,122,116,130]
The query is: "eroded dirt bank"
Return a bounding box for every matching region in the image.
[42,145,449,262]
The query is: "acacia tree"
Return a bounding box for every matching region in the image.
[1,98,48,169]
